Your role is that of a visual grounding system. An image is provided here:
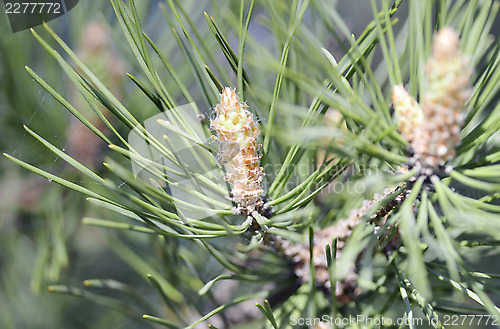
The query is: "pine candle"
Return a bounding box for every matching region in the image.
[210,88,264,215]
[393,27,472,169]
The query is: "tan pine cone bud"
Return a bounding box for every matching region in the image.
[394,28,472,169]
[392,85,424,143]
[210,88,264,214]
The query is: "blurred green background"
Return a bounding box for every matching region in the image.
[0,2,182,328]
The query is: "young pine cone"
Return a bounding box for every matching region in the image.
[210,88,264,215]
[393,27,472,169]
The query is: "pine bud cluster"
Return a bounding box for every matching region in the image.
[393,28,472,169]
